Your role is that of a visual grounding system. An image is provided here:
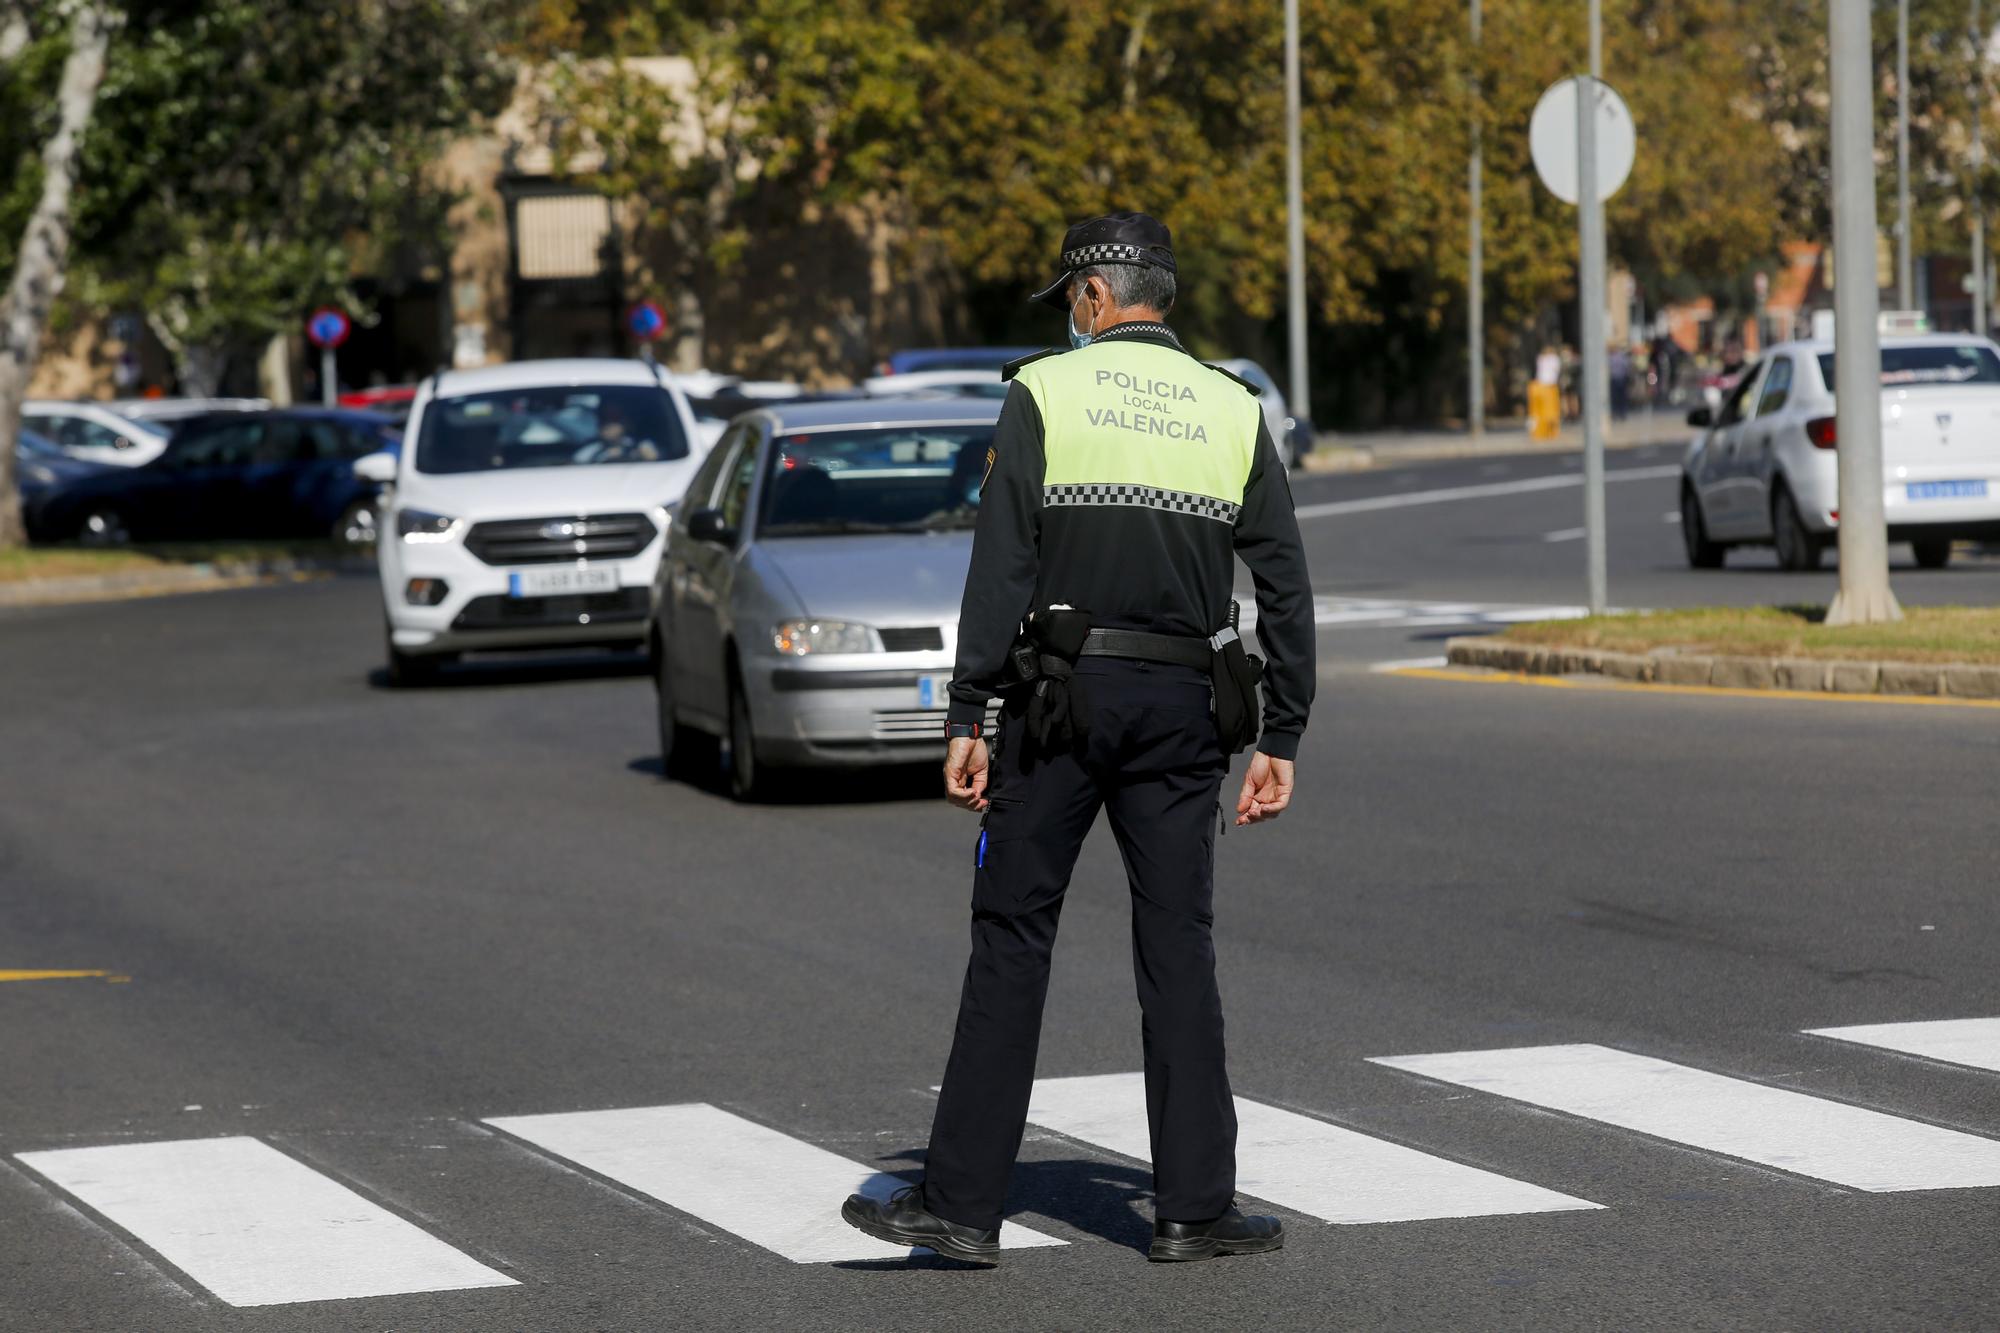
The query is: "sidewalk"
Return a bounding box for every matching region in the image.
[1301,408,1689,472]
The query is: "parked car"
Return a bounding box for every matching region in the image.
[877,347,1040,376]
[1680,334,2000,570]
[15,430,111,530]
[1212,358,1304,469]
[366,358,708,684]
[862,369,1008,400]
[649,397,1002,799]
[26,409,400,547]
[22,401,174,467]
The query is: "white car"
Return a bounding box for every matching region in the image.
[360,358,709,684]
[860,368,1007,399]
[22,401,174,467]
[1681,334,2000,570]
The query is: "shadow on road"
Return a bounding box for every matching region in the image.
[826,1156,1159,1269]
[366,650,650,692]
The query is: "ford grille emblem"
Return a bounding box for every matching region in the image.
[540,520,577,540]
[1936,411,1953,432]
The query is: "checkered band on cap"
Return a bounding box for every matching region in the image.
[1044,482,1240,525]
[1060,242,1150,269]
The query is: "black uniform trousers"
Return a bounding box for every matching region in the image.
[923,658,1237,1231]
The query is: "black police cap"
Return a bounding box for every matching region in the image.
[1029,210,1176,309]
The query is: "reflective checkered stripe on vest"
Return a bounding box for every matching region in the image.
[1015,341,1261,522]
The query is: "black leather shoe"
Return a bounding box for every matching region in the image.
[1148,1205,1284,1262]
[841,1183,1001,1265]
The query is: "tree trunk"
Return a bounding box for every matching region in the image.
[0,4,115,550]
[669,282,706,374]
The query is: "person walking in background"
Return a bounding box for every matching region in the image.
[1607,344,1632,421]
[1529,344,1562,440]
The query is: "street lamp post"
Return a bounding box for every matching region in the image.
[1827,0,1904,625]
[1468,0,1484,440]
[1976,0,1989,336]
[1283,0,1309,427]
[1898,0,1914,312]
[1577,0,1608,615]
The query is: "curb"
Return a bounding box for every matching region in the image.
[1444,637,2000,700]
[1299,433,1668,474]
[0,555,365,608]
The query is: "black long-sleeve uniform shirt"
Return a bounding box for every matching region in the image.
[945,324,1315,759]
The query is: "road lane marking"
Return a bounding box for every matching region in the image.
[485,1103,1062,1263]
[1806,1018,2000,1075]
[1025,1072,1599,1224]
[0,969,113,983]
[1247,597,1592,632]
[1541,527,1587,543]
[1293,464,1681,520]
[1384,665,2000,711]
[1369,656,1449,672]
[14,1137,514,1307]
[1370,1044,2000,1192]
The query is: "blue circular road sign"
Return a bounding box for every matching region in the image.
[307,307,351,349]
[627,300,667,341]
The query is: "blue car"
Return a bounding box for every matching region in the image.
[16,429,112,528]
[27,408,401,546]
[879,346,1041,376]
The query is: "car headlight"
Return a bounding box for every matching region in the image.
[397,508,459,543]
[24,464,57,485]
[772,620,876,655]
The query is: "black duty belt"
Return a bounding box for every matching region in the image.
[1077,627,1213,670]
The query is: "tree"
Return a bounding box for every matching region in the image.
[71,0,516,396]
[0,1,114,550]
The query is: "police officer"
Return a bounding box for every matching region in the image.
[843,211,1314,1264]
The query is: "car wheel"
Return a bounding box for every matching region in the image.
[721,665,765,802]
[653,631,696,773]
[78,506,131,547]
[1680,485,1725,569]
[1771,485,1823,572]
[335,498,378,548]
[1911,536,1954,569]
[384,623,447,687]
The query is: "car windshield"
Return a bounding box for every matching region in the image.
[1817,344,2000,389]
[759,425,996,536]
[414,384,688,474]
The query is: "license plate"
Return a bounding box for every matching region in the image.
[1906,480,1988,500]
[917,673,952,709]
[507,566,620,597]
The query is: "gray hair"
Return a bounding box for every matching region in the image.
[1073,262,1176,315]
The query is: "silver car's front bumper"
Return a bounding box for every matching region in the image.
[744,661,998,766]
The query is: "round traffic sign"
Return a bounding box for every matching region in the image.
[1529,76,1636,206]
[627,299,667,342]
[306,307,352,349]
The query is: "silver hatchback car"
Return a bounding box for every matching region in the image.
[649,398,1002,798]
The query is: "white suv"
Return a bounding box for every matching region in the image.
[363,359,708,684]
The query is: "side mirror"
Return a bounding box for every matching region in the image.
[353,451,398,484]
[1685,406,1713,428]
[684,507,735,544]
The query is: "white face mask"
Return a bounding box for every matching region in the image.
[1067,287,1098,350]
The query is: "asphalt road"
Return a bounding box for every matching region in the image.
[3,447,1998,1331]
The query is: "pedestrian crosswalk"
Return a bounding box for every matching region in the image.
[12,1016,1999,1309]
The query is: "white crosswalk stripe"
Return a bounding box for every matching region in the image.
[1025,1072,1600,1224]
[14,1136,515,1308]
[1806,1017,2000,1075]
[1242,595,1592,632]
[1370,1043,2000,1192]
[484,1102,1064,1263]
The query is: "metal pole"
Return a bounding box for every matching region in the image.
[1827,0,1903,625]
[1898,0,1914,311]
[1976,0,1988,336]
[1468,0,1484,439]
[320,346,336,408]
[1578,1,1608,614]
[1284,0,1310,425]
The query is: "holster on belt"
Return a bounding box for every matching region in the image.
[1208,602,1265,755]
[1017,607,1093,752]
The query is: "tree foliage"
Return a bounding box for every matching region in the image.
[68,0,517,393]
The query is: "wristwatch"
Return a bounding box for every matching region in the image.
[944,721,983,740]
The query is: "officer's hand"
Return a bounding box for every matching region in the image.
[1235,752,1293,826]
[944,737,991,812]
